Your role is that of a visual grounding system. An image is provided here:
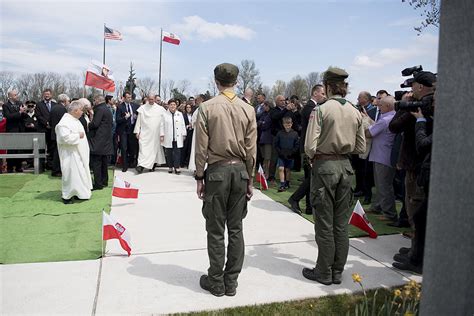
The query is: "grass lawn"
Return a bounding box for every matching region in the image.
[255,170,411,238]
[180,287,399,316]
[0,170,113,264]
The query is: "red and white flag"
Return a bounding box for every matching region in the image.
[84,60,115,92]
[112,176,139,199]
[103,212,131,256]
[162,31,180,45]
[256,164,268,190]
[349,200,378,238]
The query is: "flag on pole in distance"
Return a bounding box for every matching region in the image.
[103,212,131,256]
[256,164,268,190]
[162,31,180,45]
[112,176,139,198]
[349,200,378,238]
[84,60,115,92]
[104,25,123,40]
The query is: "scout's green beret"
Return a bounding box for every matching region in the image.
[214,63,239,85]
[323,66,349,83]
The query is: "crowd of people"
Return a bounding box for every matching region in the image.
[0,65,435,281]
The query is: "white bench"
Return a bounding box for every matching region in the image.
[0,133,47,174]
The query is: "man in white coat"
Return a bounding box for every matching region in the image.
[55,98,93,204]
[134,94,166,173]
[162,99,186,174]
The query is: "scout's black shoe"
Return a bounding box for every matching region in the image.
[62,198,73,204]
[225,282,238,296]
[398,247,411,255]
[393,253,410,263]
[302,268,332,285]
[288,198,302,215]
[199,275,225,297]
[392,261,422,274]
[332,271,342,284]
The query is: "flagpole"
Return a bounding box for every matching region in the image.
[158,28,163,97]
[103,23,106,65]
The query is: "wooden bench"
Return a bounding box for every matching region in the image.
[0,133,47,174]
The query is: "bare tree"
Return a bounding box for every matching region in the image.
[0,71,16,100]
[306,72,321,92]
[402,0,440,33]
[63,73,83,99]
[271,80,287,100]
[237,59,261,95]
[161,79,175,101]
[207,75,217,97]
[15,73,34,101]
[137,77,157,97]
[285,75,309,100]
[177,79,191,95]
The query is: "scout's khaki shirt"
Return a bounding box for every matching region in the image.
[195,89,257,178]
[304,96,366,159]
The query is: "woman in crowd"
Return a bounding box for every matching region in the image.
[161,99,186,174]
[181,102,194,168]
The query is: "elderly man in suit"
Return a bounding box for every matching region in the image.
[3,90,27,172]
[88,95,113,190]
[116,92,139,172]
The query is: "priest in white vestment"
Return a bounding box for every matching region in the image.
[134,94,166,173]
[55,99,93,204]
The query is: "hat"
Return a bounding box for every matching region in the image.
[214,63,239,85]
[323,66,349,83]
[413,71,436,87]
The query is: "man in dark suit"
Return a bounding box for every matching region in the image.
[3,90,27,172]
[49,94,69,177]
[88,95,113,190]
[35,88,57,169]
[116,92,139,172]
[288,84,326,215]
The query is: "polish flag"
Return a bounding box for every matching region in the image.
[103,212,132,256]
[84,60,115,92]
[256,164,268,190]
[349,200,378,238]
[162,31,180,45]
[112,177,139,199]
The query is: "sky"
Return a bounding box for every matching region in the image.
[0,0,439,102]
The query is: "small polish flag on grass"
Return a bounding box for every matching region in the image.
[349,200,378,238]
[256,164,268,190]
[103,212,132,256]
[112,177,139,198]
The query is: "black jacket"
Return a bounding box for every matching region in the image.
[88,103,113,155]
[50,104,67,140]
[35,100,57,132]
[3,100,27,132]
[414,119,433,189]
[116,102,139,134]
[270,106,290,136]
[300,99,317,151]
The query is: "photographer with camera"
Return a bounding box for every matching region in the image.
[389,66,436,274]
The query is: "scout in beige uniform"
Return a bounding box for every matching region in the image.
[303,67,366,285]
[195,63,257,296]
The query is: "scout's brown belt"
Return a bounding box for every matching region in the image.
[211,158,243,166]
[313,154,348,161]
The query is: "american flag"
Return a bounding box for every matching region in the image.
[104,26,122,40]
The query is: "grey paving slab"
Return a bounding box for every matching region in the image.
[349,234,422,282]
[96,240,411,315]
[1,260,99,316]
[107,170,313,256]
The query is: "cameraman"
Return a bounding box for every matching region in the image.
[390,70,436,274]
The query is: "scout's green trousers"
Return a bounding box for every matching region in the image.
[310,159,354,277]
[202,163,249,288]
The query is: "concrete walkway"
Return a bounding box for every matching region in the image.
[1,168,421,315]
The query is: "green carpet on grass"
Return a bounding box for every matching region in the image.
[255,171,411,238]
[0,174,37,198]
[0,170,113,264]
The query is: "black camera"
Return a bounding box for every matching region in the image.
[394,94,434,116]
[401,65,423,77]
[400,78,415,88]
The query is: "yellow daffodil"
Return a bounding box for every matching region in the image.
[352,273,362,283]
[394,289,402,297]
[408,280,418,288]
[404,289,411,298]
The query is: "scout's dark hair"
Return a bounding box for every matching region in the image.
[325,81,348,97]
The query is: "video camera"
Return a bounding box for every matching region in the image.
[394,65,434,116]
